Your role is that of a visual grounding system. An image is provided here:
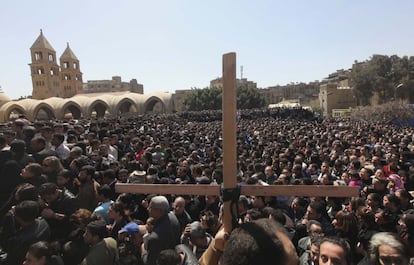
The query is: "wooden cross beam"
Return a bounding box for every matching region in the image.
[115,52,359,232]
[221,52,237,232]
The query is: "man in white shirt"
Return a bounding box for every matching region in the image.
[102,136,118,161]
[51,133,70,160]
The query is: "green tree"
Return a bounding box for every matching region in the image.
[350,61,374,106]
[369,55,392,103]
[237,85,265,109]
[182,85,265,111]
[182,87,222,111]
[350,54,414,105]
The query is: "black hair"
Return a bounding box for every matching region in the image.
[57,169,73,180]
[15,200,39,222]
[157,249,181,265]
[27,241,53,261]
[223,219,287,265]
[53,133,65,143]
[103,169,116,179]
[320,236,351,265]
[81,165,96,177]
[86,220,108,239]
[97,184,112,199]
[265,208,286,226]
[15,183,38,202]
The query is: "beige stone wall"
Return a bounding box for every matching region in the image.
[263,83,319,106]
[172,89,192,112]
[319,82,357,117]
[84,76,144,94]
[210,77,257,89]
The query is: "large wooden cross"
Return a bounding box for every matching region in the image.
[115,53,359,233]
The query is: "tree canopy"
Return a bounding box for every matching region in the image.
[182,85,265,111]
[350,54,414,105]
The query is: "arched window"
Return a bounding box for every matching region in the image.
[34,52,42,60]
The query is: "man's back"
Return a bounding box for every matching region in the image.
[142,212,181,265]
[77,180,100,211]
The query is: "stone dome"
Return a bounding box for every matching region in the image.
[0,91,174,122]
[0,90,12,107]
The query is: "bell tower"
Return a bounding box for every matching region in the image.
[60,42,83,98]
[29,30,61,99]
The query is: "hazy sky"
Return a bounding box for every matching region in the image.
[1,1,413,99]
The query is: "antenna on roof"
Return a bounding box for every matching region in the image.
[240,65,243,79]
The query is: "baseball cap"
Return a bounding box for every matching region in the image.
[118,222,139,234]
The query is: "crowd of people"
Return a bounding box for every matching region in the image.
[0,107,414,265]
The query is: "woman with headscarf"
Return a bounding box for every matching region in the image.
[387,174,405,193]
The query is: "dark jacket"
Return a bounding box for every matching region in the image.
[172,210,192,233]
[0,151,35,204]
[141,212,181,265]
[1,217,50,265]
[45,189,79,240]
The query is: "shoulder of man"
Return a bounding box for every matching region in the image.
[104,237,118,249]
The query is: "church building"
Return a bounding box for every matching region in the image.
[29,30,83,99]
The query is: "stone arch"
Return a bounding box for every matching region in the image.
[144,96,165,113]
[61,101,82,119]
[33,103,56,121]
[116,98,138,116]
[89,99,110,119]
[4,105,26,121]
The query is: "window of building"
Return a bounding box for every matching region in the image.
[73,62,78,69]
[64,74,71,80]
[48,54,54,62]
[37,68,44,75]
[63,62,69,69]
[34,52,42,61]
